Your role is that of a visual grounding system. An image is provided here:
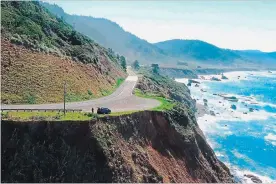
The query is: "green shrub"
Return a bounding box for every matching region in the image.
[87,90,93,96]
[116,78,125,87]
[26,93,37,104]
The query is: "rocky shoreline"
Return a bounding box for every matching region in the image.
[183,71,276,183]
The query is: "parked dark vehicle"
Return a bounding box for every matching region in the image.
[97,107,111,114]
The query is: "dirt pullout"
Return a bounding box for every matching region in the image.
[2,109,234,183]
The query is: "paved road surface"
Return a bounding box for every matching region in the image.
[2,69,160,112]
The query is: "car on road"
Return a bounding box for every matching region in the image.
[97,107,111,114]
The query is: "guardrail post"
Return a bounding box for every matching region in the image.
[64,81,66,116]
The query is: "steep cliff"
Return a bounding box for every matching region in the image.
[1,108,233,182]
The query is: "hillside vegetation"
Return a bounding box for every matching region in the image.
[40,2,172,64]
[155,39,276,68]
[1,1,126,104]
[135,68,196,113]
[155,39,240,64]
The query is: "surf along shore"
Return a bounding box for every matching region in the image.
[175,70,276,183]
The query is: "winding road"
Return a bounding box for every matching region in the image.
[1,68,160,112]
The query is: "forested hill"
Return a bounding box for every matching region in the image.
[1,1,126,104]
[40,1,172,64]
[154,39,240,63]
[155,39,276,66]
[1,1,127,66]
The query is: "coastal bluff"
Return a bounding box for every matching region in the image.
[1,109,234,183]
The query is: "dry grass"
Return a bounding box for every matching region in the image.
[1,40,126,104]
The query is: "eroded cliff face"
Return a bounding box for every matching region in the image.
[94,109,233,183]
[1,109,234,183]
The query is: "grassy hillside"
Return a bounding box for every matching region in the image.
[135,67,196,112]
[1,1,126,104]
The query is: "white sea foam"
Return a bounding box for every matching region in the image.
[192,70,276,85]
[233,168,275,183]
[215,151,224,157]
[224,70,276,80]
[176,73,276,122]
[221,160,276,183]
[194,92,274,123]
[197,114,232,134]
[264,133,276,146]
[176,71,276,183]
[222,159,276,183]
[175,78,189,84]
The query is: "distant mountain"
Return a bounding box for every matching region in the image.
[40,2,170,64]
[41,2,275,68]
[154,39,241,64]
[233,50,276,66]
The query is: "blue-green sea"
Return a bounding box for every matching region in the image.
[176,71,276,183]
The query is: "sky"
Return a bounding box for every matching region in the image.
[47,1,276,52]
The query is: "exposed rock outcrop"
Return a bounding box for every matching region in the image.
[244,174,262,183]
[211,77,221,81]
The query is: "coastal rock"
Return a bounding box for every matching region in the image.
[188,79,200,84]
[221,74,228,80]
[211,77,221,81]
[223,96,238,102]
[210,111,216,116]
[244,174,262,183]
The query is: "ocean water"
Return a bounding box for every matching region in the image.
[176,71,276,183]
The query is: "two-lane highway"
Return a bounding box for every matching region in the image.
[1,69,161,112]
